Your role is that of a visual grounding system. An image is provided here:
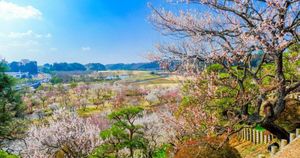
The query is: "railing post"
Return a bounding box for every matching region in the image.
[270,134,273,142]
[290,133,296,142]
[246,128,249,141]
[252,129,256,143]
[256,130,259,144]
[264,135,267,144]
[243,128,246,140]
[267,134,271,143]
[271,146,278,156]
[296,128,300,138]
[259,131,263,144]
[247,128,250,141]
[281,139,288,148]
[250,129,253,142]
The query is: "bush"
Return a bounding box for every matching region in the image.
[175,137,241,158]
[0,150,18,158]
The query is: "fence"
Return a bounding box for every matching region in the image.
[255,128,300,158]
[237,128,275,144]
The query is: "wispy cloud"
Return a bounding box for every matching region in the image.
[50,47,57,51]
[0,30,52,53]
[81,46,91,51]
[5,30,51,39]
[0,1,42,20]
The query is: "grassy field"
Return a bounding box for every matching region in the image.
[111,70,180,86]
[77,106,104,117]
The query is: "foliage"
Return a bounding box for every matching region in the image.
[77,106,103,117]
[105,62,160,71]
[174,137,241,158]
[151,144,171,158]
[91,106,146,158]
[41,62,160,72]
[207,64,223,73]
[0,63,26,145]
[86,63,106,71]
[255,124,266,132]
[0,150,18,158]
[50,62,87,71]
[8,60,38,75]
[50,76,63,84]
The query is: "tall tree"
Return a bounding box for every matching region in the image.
[0,63,26,145]
[150,0,300,140]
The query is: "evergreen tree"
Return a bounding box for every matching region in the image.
[91,107,146,158]
[0,63,26,145]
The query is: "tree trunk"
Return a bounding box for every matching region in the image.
[261,120,289,141]
[273,53,286,119]
[259,54,289,141]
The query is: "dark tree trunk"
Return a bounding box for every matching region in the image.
[273,53,286,119]
[260,54,290,141]
[261,120,289,141]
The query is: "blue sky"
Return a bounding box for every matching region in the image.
[0,0,166,65]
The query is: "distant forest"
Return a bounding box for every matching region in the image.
[2,61,161,74]
[4,56,266,74]
[41,61,160,72]
[5,60,38,75]
[105,62,160,71]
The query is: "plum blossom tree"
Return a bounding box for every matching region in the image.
[145,89,160,105]
[26,95,39,113]
[22,109,109,158]
[55,84,71,108]
[150,0,300,140]
[35,90,48,109]
[73,84,91,110]
[90,84,113,109]
[158,87,182,104]
[146,87,181,105]
[112,84,127,108]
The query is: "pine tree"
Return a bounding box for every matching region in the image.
[0,63,26,145]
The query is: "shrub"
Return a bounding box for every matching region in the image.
[175,137,241,158]
[0,150,18,158]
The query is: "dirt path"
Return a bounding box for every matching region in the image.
[229,136,270,158]
[273,138,300,158]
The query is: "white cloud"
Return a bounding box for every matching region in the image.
[5,30,51,39]
[81,46,91,51]
[45,33,52,38]
[50,47,57,51]
[0,30,51,53]
[0,1,42,20]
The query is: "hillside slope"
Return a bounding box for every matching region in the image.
[273,138,300,158]
[229,136,270,158]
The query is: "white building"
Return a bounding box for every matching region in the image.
[5,72,30,78]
